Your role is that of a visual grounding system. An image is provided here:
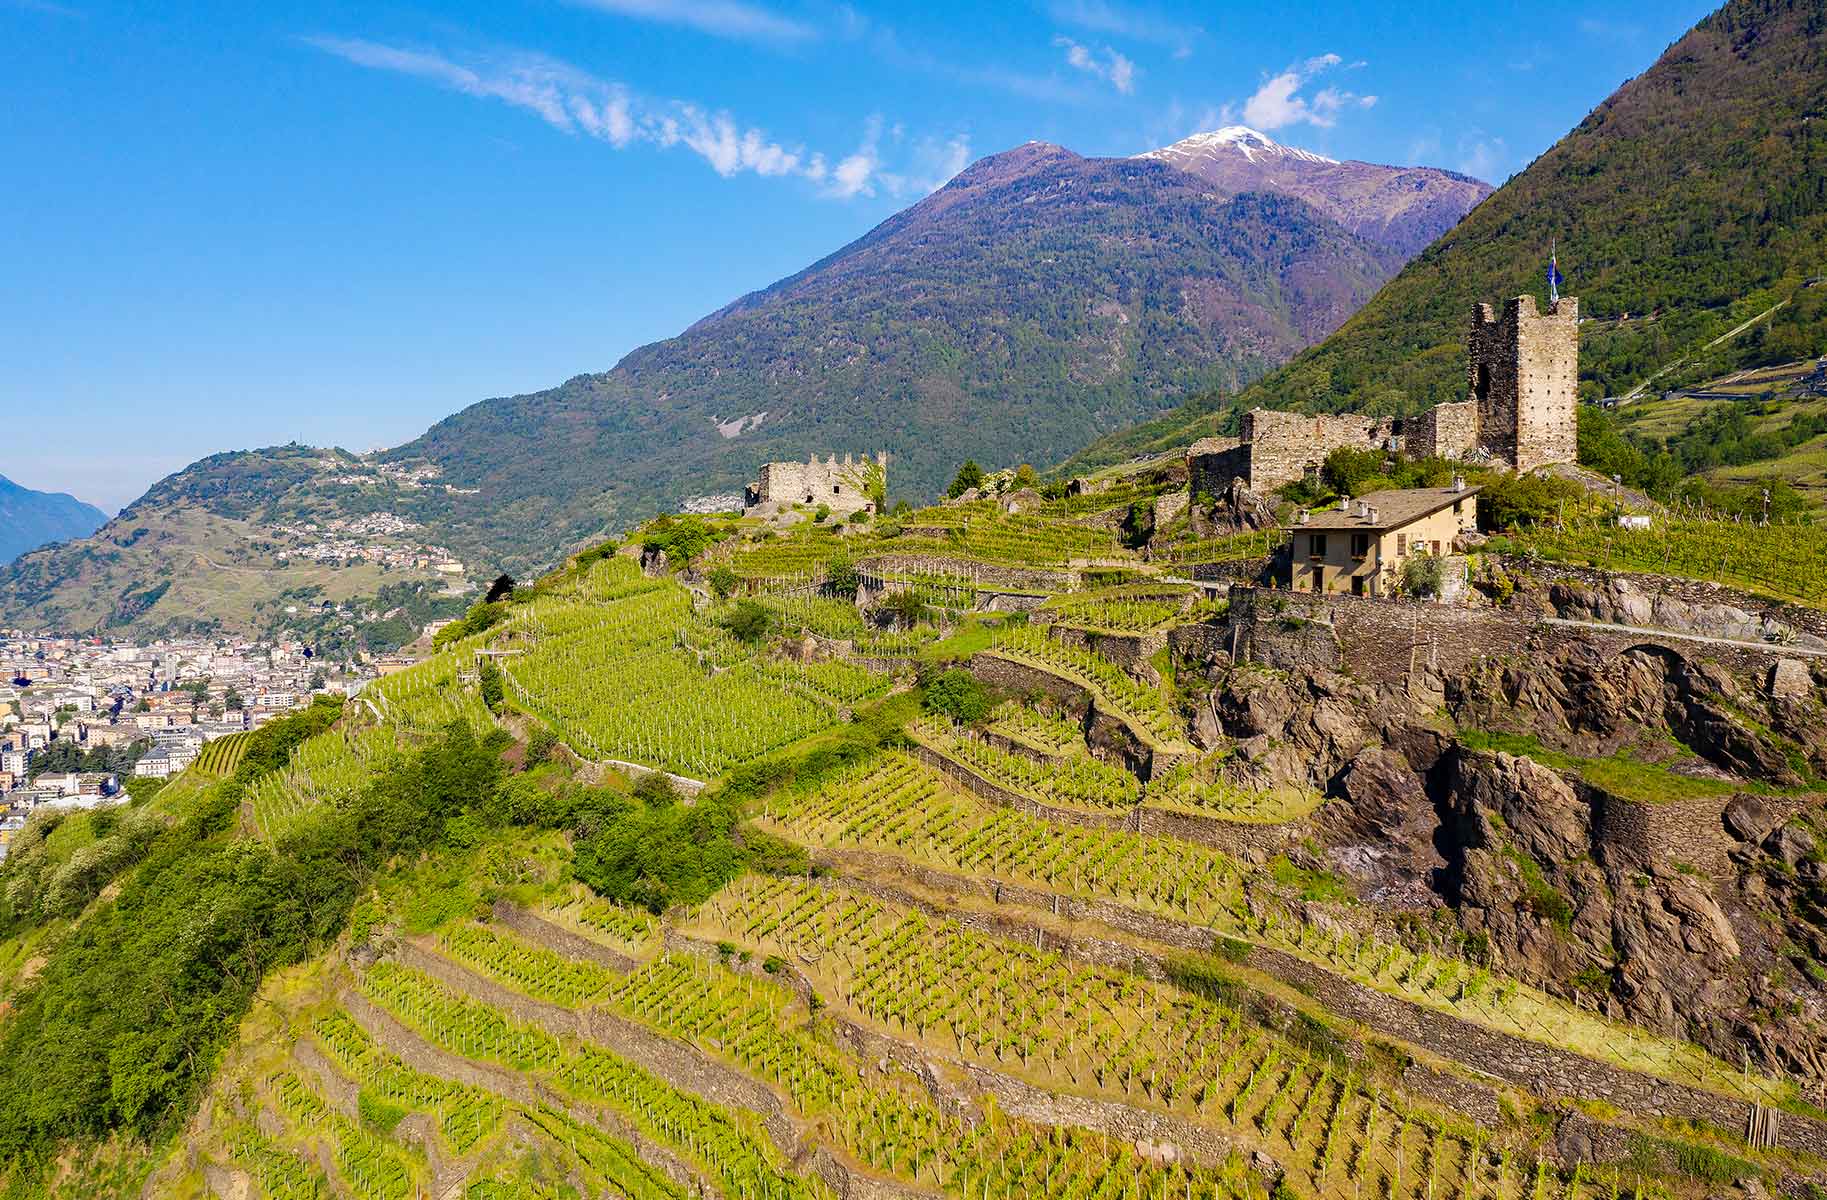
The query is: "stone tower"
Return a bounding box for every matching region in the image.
[1466,294,1578,473]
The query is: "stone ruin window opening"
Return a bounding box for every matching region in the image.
[834,484,841,494]
[1474,363,1491,404]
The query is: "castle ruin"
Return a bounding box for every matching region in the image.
[743,453,886,519]
[1189,295,1579,496]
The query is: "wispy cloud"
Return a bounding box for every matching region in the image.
[1239,53,1375,130]
[1576,16,1641,42]
[1406,127,1508,183]
[1054,35,1135,94]
[1046,0,1199,57]
[307,34,967,200]
[838,8,1085,104]
[568,0,815,43]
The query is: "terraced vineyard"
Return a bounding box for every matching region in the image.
[498,580,872,776]
[986,622,1190,749]
[911,713,1142,812]
[1147,754,1326,824]
[60,491,1826,1200]
[192,730,251,777]
[758,753,1793,1106]
[1512,514,1827,606]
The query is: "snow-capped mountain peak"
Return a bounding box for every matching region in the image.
[1139,126,1340,167]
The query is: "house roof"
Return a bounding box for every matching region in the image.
[1289,485,1480,532]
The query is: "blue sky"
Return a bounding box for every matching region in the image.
[2,0,1716,511]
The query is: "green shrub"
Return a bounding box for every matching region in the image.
[707,565,738,602]
[924,669,993,725]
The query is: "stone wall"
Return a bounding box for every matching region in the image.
[1407,400,1479,459]
[1186,437,1250,499]
[1505,557,1827,645]
[1241,409,1399,492]
[748,453,884,516]
[1042,622,1168,673]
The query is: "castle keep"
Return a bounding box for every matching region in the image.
[1189,295,1578,496]
[743,453,886,518]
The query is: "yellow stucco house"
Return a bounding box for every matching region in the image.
[1284,484,1480,597]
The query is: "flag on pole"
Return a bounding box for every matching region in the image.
[1547,241,1565,304]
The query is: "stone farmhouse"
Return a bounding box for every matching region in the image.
[1189,294,1579,496]
[1285,482,1481,598]
[743,453,886,519]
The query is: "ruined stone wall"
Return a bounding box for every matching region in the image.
[751,453,883,514]
[1467,296,1578,471]
[1240,408,1398,491]
[1185,437,1250,500]
[1406,400,1479,459]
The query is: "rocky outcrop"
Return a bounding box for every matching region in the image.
[1546,576,1827,651]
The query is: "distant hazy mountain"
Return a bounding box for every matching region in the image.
[1068,0,1827,471]
[1137,127,1492,257]
[0,132,1489,636]
[0,475,105,565]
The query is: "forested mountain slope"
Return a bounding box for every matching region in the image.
[388,143,1406,546]
[1065,0,1827,472]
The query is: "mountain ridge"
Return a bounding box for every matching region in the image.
[0,476,106,567]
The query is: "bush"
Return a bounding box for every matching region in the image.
[478,660,505,712]
[924,669,993,725]
[707,565,737,602]
[524,727,559,766]
[826,554,860,599]
[1399,553,1446,598]
[722,600,773,643]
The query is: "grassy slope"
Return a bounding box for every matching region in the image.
[1062,0,1827,475]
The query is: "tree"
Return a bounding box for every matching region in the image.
[878,590,928,629]
[223,687,243,712]
[1013,463,1040,490]
[707,565,738,602]
[1399,553,1446,598]
[947,460,985,499]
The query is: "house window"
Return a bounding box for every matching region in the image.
[834,485,842,494]
[1396,533,1407,556]
[1350,533,1370,559]
[1307,533,1327,559]
[1453,499,1463,516]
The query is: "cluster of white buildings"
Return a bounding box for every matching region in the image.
[269,512,464,574]
[0,631,373,859]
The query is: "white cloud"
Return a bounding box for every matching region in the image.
[568,0,815,43]
[1054,35,1137,94]
[1046,0,1199,56]
[307,35,905,194]
[825,116,882,198]
[1239,52,1372,130]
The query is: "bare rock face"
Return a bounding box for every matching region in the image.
[1209,668,1379,793]
[1323,745,1441,904]
[1447,642,1812,786]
